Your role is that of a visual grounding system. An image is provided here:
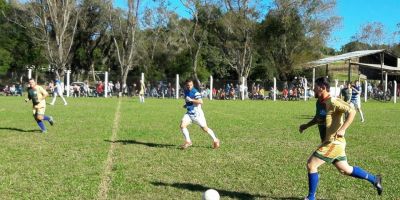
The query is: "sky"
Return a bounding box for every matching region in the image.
[115,0,400,51]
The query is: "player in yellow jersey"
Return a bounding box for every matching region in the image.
[299,77,382,200]
[25,79,54,133]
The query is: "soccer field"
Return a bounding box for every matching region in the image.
[0,97,399,199]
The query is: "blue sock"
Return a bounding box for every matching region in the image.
[43,115,50,121]
[37,120,46,131]
[351,166,376,184]
[307,173,319,200]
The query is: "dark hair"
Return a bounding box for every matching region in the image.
[185,79,193,83]
[315,77,330,91]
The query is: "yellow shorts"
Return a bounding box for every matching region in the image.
[313,138,347,163]
[32,106,46,116]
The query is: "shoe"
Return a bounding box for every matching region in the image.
[212,139,220,149]
[374,174,383,195]
[49,116,54,126]
[49,103,54,106]
[41,130,47,133]
[64,103,68,106]
[180,141,192,149]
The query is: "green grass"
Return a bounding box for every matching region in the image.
[0,96,399,199]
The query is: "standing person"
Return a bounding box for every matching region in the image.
[299,77,382,200]
[96,81,104,97]
[139,80,145,103]
[50,79,68,106]
[180,79,220,149]
[351,80,365,122]
[340,82,352,103]
[25,79,54,133]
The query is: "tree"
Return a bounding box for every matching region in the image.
[9,0,81,80]
[352,22,385,48]
[108,0,141,89]
[258,0,339,80]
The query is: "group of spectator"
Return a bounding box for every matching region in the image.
[1,84,23,96]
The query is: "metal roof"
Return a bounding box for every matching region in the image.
[309,49,385,67]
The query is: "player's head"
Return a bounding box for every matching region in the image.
[185,79,194,90]
[314,77,330,98]
[28,79,36,88]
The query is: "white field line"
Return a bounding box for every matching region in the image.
[97,99,122,200]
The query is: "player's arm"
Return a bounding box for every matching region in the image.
[351,86,360,94]
[299,116,318,133]
[40,87,49,100]
[335,100,356,137]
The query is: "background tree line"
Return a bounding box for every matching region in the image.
[1,0,399,87]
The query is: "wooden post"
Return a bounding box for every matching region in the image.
[348,61,351,83]
[209,75,213,100]
[312,67,315,90]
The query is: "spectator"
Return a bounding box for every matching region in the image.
[282,88,289,101]
[96,81,104,97]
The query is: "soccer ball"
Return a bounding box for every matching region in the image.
[202,189,220,200]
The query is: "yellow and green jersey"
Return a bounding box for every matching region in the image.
[316,96,355,143]
[27,85,48,107]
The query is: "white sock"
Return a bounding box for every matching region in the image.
[61,96,67,104]
[206,128,218,141]
[181,128,191,142]
[359,110,365,121]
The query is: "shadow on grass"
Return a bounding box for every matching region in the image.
[150,181,305,200]
[104,139,176,148]
[0,127,41,133]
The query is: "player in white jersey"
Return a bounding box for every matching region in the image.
[350,80,364,122]
[180,79,220,149]
[50,79,68,106]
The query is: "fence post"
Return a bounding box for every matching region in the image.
[28,68,32,79]
[209,75,213,100]
[304,78,308,101]
[364,80,368,102]
[176,74,179,99]
[384,71,388,93]
[66,70,71,97]
[241,76,245,100]
[312,67,315,90]
[394,81,397,104]
[273,77,276,101]
[334,79,338,97]
[104,71,108,98]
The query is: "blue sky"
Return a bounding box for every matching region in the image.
[115,0,400,50]
[330,0,400,50]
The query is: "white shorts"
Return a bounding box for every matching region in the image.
[181,113,207,128]
[350,99,361,109]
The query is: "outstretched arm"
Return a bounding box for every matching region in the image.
[299,116,318,133]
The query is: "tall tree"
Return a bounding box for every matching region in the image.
[9,0,81,80]
[108,0,141,89]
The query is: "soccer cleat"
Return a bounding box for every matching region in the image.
[41,130,47,133]
[49,103,54,106]
[374,175,383,195]
[212,139,220,149]
[49,116,54,126]
[180,141,192,149]
[64,103,67,106]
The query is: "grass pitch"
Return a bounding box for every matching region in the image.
[0,96,399,199]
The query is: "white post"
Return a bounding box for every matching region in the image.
[312,67,316,89]
[66,70,71,97]
[104,71,108,98]
[241,76,245,100]
[273,77,276,101]
[141,73,144,83]
[304,78,308,101]
[175,74,179,99]
[28,68,32,79]
[384,71,388,93]
[364,80,368,102]
[209,75,213,100]
[334,79,338,97]
[394,81,397,104]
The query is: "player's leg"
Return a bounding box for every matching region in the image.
[180,114,192,149]
[357,105,364,122]
[59,92,68,105]
[34,111,47,133]
[334,160,382,195]
[305,155,326,200]
[50,93,57,105]
[194,115,220,149]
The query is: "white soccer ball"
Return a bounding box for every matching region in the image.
[202,189,220,200]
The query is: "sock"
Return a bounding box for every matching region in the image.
[307,173,319,200]
[181,128,191,142]
[351,166,376,184]
[43,116,50,121]
[359,110,365,121]
[206,128,218,141]
[37,120,46,131]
